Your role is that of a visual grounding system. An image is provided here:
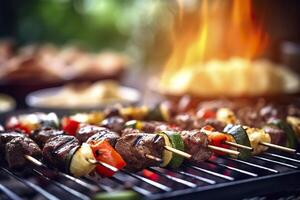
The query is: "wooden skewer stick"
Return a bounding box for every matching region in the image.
[208,145,240,156]
[25,155,45,167]
[87,159,118,172]
[259,142,296,154]
[224,141,253,151]
[145,154,163,162]
[25,154,119,173]
[164,146,192,159]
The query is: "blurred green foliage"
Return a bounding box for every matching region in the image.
[16,0,173,55]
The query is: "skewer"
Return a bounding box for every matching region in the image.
[25,154,119,173]
[24,155,102,191]
[164,144,240,158]
[163,145,192,159]
[223,141,253,151]
[87,159,118,172]
[145,154,163,162]
[259,142,297,154]
[208,145,240,156]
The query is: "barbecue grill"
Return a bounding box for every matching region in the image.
[1,147,300,200]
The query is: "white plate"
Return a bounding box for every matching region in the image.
[26,85,141,110]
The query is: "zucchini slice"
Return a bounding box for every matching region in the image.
[270,119,296,148]
[158,133,173,167]
[224,124,251,159]
[161,131,185,168]
[69,143,96,177]
[93,190,140,200]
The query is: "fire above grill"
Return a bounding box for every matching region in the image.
[0,149,300,200]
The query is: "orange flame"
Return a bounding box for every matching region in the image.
[161,0,268,92]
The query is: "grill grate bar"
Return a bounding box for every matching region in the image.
[109,176,152,196]
[33,169,90,200]
[1,167,60,200]
[0,183,23,200]
[168,169,216,184]
[57,172,98,192]
[223,157,279,173]
[206,161,258,177]
[186,165,234,181]
[253,156,299,169]
[148,168,197,188]
[83,177,113,192]
[263,153,300,164]
[25,155,99,192]
[120,170,172,192]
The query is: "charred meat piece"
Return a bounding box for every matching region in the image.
[5,136,42,168]
[31,128,64,148]
[0,132,25,154]
[174,114,195,130]
[263,125,287,146]
[100,116,125,133]
[121,128,140,136]
[180,130,212,163]
[76,125,108,143]
[86,128,119,147]
[43,135,80,171]
[104,107,121,118]
[115,133,164,171]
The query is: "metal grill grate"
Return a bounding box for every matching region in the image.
[1,149,300,200]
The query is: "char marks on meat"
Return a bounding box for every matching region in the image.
[121,127,140,136]
[85,126,119,146]
[76,125,107,143]
[115,133,164,171]
[31,128,64,148]
[180,130,212,163]
[43,135,80,171]
[5,136,42,168]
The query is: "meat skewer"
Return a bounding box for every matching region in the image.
[0,129,120,177]
[124,120,241,156]
[215,108,298,154]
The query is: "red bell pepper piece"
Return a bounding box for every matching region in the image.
[61,117,80,136]
[88,140,126,177]
[5,117,30,134]
[206,131,230,156]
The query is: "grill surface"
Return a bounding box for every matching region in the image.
[0,111,300,200]
[0,149,300,200]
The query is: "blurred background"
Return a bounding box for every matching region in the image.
[0,0,300,111]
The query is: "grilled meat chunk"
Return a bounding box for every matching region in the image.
[174,114,195,130]
[115,133,164,171]
[263,125,286,146]
[31,128,64,148]
[0,132,24,154]
[180,130,212,163]
[85,127,119,146]
[5,136,42,168]
[76,125,108,143]
[121,127,140,136]
[43,135,80,171]
[100,116,125,133]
